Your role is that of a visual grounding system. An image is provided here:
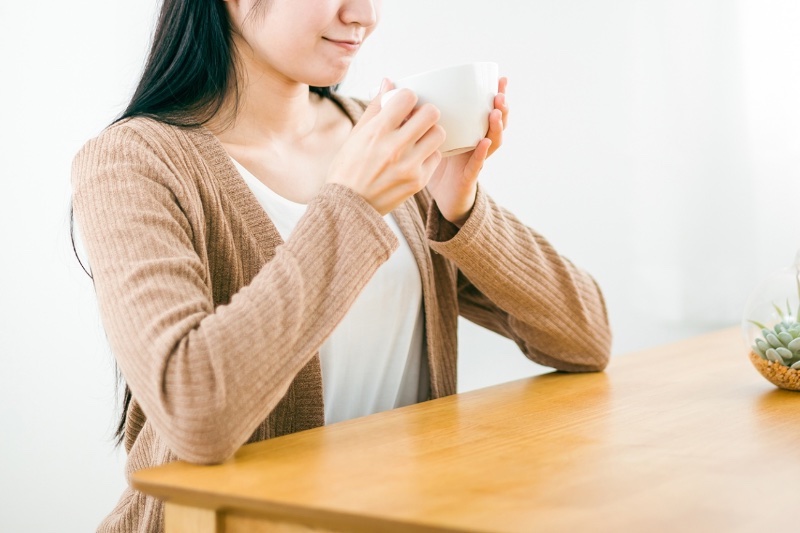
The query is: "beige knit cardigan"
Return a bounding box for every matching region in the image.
[72,96,611,532]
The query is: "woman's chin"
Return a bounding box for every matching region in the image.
[308,64,353,88]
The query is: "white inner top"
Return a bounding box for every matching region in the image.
[231,158,428,424]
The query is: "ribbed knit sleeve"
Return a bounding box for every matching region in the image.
[72,124,398,464]
[426,186,611,372]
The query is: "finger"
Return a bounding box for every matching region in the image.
[493,93,509,131]
[464,138,492,180]
[419,150,443,184]
[358,78,394,126]
[376,88,419,131]
[485,109,503,157]
[410,123,446,162]
[494,98,508,130]
[496,77,509,128]
[397,103,441,145]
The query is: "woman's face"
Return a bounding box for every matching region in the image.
[226,0,380,88]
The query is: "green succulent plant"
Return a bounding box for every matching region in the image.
[750,299,800,369]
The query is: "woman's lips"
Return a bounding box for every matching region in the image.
[323,37,361,52]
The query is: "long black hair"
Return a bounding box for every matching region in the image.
[72,0,338,446]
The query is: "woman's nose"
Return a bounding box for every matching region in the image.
[340,0,378,28]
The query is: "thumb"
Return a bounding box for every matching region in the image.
[358,78,394,125]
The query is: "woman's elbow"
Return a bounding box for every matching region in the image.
[572,302,612,370]
[574,325,612,371]
[524,329,611,373]
[153,405,244,465]
[175,443,239,465]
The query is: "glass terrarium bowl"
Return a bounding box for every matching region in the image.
[741,251,800,391]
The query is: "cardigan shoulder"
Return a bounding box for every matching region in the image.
[76,116,195,161]
[72,117,189,179]
[103,116,199,146]
[71,116,220,213]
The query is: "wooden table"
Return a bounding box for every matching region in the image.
[132,328,800,532]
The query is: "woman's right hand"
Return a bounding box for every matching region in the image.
[327,80,446,215]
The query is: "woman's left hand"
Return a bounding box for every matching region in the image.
[426,77,509,227]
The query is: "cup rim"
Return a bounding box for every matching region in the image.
[392,62,498,85]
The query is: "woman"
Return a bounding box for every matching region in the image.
[72,0,612,531]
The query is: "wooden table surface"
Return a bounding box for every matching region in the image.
[132,328,800,532]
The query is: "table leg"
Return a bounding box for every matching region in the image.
[164,502,219,533]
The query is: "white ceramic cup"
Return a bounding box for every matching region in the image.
[381,62,499,157]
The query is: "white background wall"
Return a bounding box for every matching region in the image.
[1,1,798,531]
